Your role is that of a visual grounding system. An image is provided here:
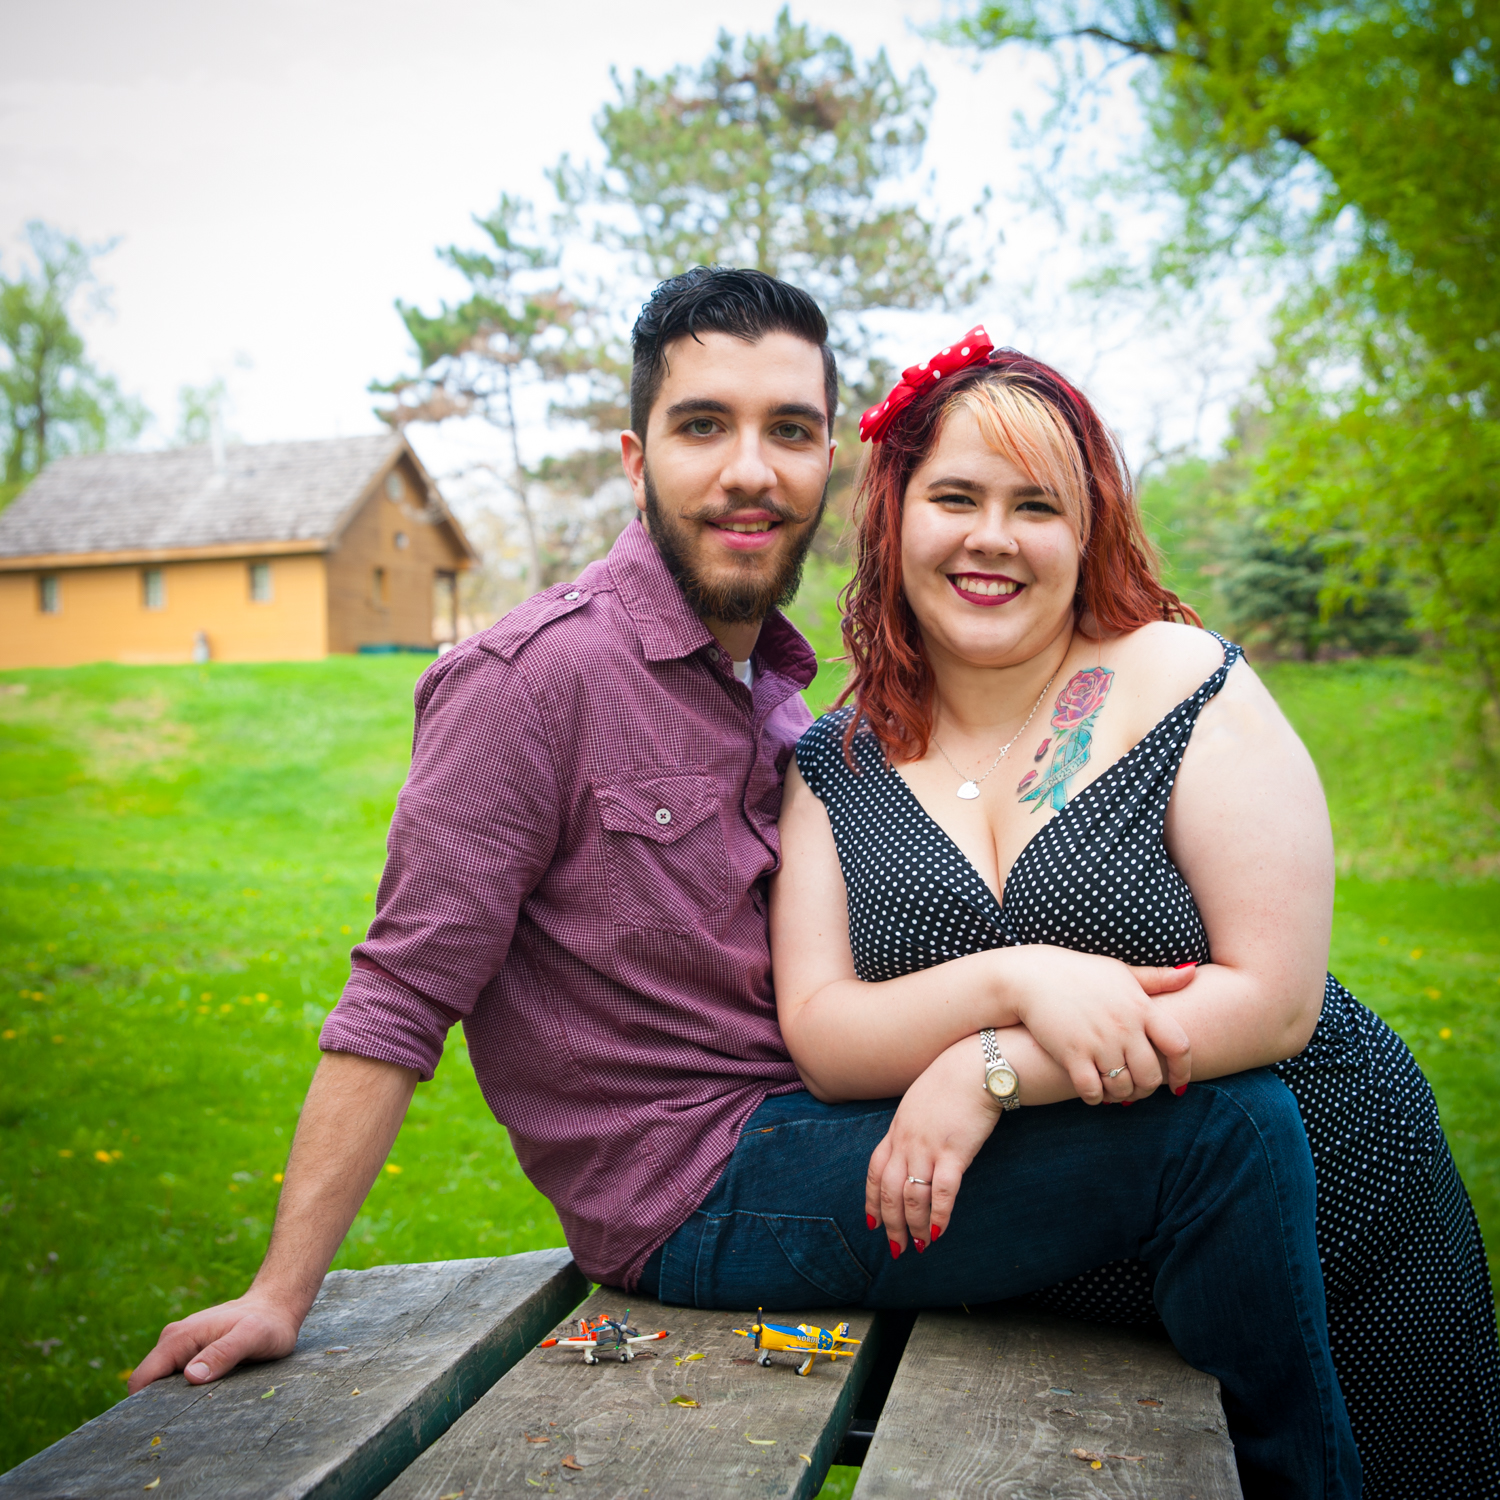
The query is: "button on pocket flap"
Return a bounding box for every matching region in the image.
[593,774,720,845]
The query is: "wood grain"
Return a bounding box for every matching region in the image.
[0,1250,587,1500]
[378,1289,882,1499]
[851,1308,1241,1500]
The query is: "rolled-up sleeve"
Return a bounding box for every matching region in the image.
[319,645,560,1080]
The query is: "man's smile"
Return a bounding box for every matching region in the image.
[705,509,785,551]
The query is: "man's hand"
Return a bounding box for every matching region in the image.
[126,1051,419,1391]
[127,1292,304,1394]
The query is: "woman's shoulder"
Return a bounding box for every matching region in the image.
[795,706,874,800]
[1103,622,1241,741]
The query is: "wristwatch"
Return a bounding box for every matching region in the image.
[981,1028,1021,1111]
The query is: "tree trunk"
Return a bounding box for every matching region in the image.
[501,366,545,593]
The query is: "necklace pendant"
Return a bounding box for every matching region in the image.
[956,780,982,800]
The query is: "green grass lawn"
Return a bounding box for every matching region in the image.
[2,583,1497,1475]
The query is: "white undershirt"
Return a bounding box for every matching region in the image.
[733,658,753,689]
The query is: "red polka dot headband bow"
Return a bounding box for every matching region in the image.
[858,325,995,444]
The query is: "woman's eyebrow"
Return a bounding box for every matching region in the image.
[925,475,1049,499]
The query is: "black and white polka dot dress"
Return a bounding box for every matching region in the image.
[797,639,1500,1500]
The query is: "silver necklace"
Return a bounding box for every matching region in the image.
[933,670,1057,800]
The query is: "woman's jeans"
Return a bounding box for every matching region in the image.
[638,1071,1360,1500]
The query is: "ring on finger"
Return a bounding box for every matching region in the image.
[1103,1066,1127,1079]
[906,1177,930,1186]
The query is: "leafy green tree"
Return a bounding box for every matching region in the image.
[944,0,1500,708]
[373,195,592,590]
[560,6,981,349]
[0,222,145,508]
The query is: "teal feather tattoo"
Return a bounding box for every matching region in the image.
[1017,666,1115,813]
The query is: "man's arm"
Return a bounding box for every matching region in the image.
[127,1053,418,1391]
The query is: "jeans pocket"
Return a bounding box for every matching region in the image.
[677,1211,872,1310]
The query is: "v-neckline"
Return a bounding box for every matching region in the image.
[883,642,1233,919]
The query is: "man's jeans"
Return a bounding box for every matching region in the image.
[639,1071,1360,1500]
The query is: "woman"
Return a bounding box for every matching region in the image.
[772,330,1499,1500]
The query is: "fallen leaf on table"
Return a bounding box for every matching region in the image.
[437,1492,465,1499]
[1106,1453,1147,1462]
[350,1388,361,1395]
[746,1436,777,1446]
[143,1482,160,1492]
[799,1454,812,1464]
[150,1436,162,1447]
[562,1455,583,1471]
[731,1357,756,1365]
[1136,1397,1163,1407]
[1071,1448,1103,1462]
[261,1387,277,1399]
[325,1346,351,1353]
[524,1432,551,1443]
[1050,1386,1074,1395]
[1091,1461,1103,1470]
[1049,1407,1078,1418]
[668,1396,699,1407]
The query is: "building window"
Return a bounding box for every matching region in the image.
[39,575,61,614]
[434,570,458,644]
[393,530,409,550]
[142,568,166,610]
[249,561,273,602]
[372,566,387,606]
[385,472,404,501]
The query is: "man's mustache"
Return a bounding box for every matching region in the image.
[678,498,815,526]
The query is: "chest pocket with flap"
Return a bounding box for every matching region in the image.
[591,773,729,931]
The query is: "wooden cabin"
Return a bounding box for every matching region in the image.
[0,435,476,668]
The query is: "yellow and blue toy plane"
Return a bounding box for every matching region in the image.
[733,1309,862,1376]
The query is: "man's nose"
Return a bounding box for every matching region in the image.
[718,430,779,498]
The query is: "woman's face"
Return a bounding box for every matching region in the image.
[899,404,1081,671]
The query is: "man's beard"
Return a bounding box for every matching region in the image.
[644,467,826,625]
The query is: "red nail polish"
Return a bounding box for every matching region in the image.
[914,1238,926,1254]
[1174,961,1197,970]
[1174,1084,1188,1096]
[890,1239,901,1259]
[866,1214,878,1231]
[930,1222,943,1240]
[1121,1100,1132,1107]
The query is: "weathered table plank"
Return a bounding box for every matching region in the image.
[1,1250,588,1500]
[852,1307,1241,1500]
[378,1290,882,1499]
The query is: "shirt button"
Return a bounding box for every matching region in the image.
[654,807,672,825]
[564,590,581,601]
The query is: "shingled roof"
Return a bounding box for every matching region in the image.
[0,434,471,565]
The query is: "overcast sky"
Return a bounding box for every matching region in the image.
[0,0,1263,485]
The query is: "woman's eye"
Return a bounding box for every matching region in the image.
[934,494,976,508]
[1018,499,1060,515]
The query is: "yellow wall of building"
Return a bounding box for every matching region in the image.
[0,554,329,668]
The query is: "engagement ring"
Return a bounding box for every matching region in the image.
[1104,1066,1126,1079]
[906,1177,930,1186]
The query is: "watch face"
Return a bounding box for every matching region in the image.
[986,1065,1018,1101]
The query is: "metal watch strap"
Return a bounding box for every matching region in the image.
[980,1027,1021,1111]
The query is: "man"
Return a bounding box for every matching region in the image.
[130,269,1355,1497]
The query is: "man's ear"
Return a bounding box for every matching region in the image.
[620,430,648,515]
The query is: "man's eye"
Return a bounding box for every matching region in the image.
[774,423,809,441]
[685,418,718,436]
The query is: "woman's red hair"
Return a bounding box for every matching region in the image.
[839,349,1199,765]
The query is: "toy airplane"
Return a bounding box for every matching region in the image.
[733,1310,862,1376]
[538,1310,669,1364]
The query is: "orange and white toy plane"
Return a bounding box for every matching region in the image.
[538,1310,669,1364]
[733,1310,862,1376]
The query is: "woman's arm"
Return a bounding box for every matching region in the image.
[771,761,1194,1105]
[1154,654,1333,1070]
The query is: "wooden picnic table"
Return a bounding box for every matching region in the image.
[1,1252,1240,1499]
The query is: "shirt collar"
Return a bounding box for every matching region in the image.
[608,518,817,690]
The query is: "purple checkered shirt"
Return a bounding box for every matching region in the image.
[320,519,815,1288]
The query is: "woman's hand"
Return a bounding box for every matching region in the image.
[865,1039,1002,1255]
[1002,947,1194,1104]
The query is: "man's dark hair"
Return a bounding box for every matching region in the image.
[629,266,838,439]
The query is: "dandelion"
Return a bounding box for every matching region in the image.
[197,1006,210,1015]
[1410,947,1423,959]
[1425,987,1441,1000]
[219,1004,232,1014]
[2,1030,15,1040]
[1378,936,1390,946]
[1440,1027,1453,1040]
[58,1149,73,1158]
[273,1172,284,1183]
[384,1164,402,1175]
[94,1150,112,1163]
[118,1368,133,1381]
[201,993,212,1001]
[340,925,352,935]
[52,1035,64,1044]
[110,1149,123,1160]
[256,992,268,1003]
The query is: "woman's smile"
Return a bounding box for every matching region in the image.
[948,572,1024,605]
